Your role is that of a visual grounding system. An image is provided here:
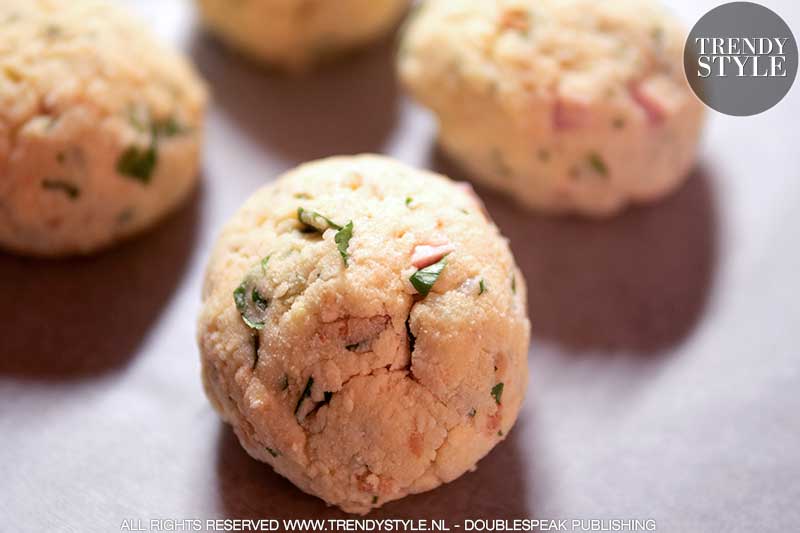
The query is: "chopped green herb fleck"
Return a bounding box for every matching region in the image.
[234,282,265,330]
[335,221,354,267]
[41,179,80,200]
[117,144,157,184]
[43,24,63,39]
[297,207,341,232]
[587,152,608,177]
[491,147,512,177]
[498,430,503,437]
[294,192,312,199]
[265,447,280,458]
[537,148,551,163]
[468,408,477,417]
[294,377,314,415]
[252,288,269,311]
[491,383,504,405]
[346,343,360,352]
[372,496,378,504]
[651,26,665,49]
[409,256,448,297]
[405,197,413,206]
[279,374,289,391]
[479,279,486,295]
[153,116,183,137]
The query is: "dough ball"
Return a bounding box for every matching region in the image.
[198,155,529,514]
[0,0,207,256]
[398,0,705,216]
[196,0,410,72]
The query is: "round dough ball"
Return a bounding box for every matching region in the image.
[398,0,705,216]
[196,0,410,72]
[198,155,529,514]
[0,0,207,256]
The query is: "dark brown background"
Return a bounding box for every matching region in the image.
[1,1,798,531]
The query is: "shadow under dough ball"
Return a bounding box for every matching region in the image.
[195,0,410,73]
[0,0,207,256]
[197,155,530,514]
[398,0,705,217]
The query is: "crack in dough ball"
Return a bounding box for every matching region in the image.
[0,0,207,256]
[196,0,410,72]
[198,155,530,514]
[398,0,705,216]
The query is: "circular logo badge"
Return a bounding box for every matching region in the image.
[684,2,798,116]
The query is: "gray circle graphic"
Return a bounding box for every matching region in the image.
[684,2,797,116]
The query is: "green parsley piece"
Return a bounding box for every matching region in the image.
[372,496,378,504]
[265,447,280,458]
[409,256,448,297]
[491,147,512,177]
[479,279,486,295]
[260,254,271,274]
[252,288,269,312]
[335,221,353,266]
[511,274,517,294]
[537,148,551,163]
[41,179,80,200]
[233,282,265,330]
[346,343,360,352]
[294,377,314,415]
[152,116,183,138]
[405,197,413,206]
[297,207,341,232]
[587,152,608,177]
[117,143,157,184]
[491,383,504,405]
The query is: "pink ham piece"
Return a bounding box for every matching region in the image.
[552,97,590,130]
[629,80,669,125]
[411,242,455,269]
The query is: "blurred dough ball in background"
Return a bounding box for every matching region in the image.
[196,0,410,72]
[398,0,705,217]
[198,155,529,514]
[0,0,207,256]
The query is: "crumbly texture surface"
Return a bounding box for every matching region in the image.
[399,0,705,216]
[198,155,530,514]
[196,0,409,72]
[0,0,207,256]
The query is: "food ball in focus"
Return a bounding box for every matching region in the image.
[198,155,529,514]
[398,0,705,216]
[0,0,207,256]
